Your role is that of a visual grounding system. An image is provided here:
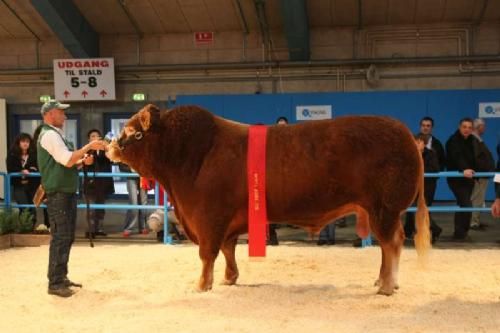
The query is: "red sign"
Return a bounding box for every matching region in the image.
[194,32,214,45]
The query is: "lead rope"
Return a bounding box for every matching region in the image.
[82,165,94,248]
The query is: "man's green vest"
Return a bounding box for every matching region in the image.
[37,124,78,193]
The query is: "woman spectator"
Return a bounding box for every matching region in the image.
[6,133,39,227]
[83,129,115,237]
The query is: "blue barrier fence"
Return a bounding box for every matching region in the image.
[0,171,173,245]
[1,171,498,248]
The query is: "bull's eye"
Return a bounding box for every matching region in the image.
[135,132,143,140]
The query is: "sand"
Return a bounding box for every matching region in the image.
[1,242,499,333]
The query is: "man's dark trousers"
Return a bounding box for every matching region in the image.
[47,192,77,289]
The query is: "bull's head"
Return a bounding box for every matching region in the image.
[106,104,161,176]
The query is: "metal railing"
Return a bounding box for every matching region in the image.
[0,171,173,244]
[1,171,498,248]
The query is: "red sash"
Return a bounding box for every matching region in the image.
[247,125,268,257]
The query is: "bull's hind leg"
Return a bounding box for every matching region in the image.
[372,213,405,296]
[196,241,221,292]
[220,236,239,285]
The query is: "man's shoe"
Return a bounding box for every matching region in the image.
[451,234,472,242]
[352,237,362,248]
[317,240,328,246]
[431,228,442,244]
[63,279,82,288]
[267,238,279,246]
[95,230,107,236]
[48,287,74,298]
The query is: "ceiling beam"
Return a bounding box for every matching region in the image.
[280,0,309,61]
[30,0,99,58]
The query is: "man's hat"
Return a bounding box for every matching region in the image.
[40,99,70,115]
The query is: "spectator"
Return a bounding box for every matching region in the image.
[470,119,495,230]
[317,219,342,246]
[445,118,476,241]
[120,163,148,237]
[83,129,115,237]
[142,178,186,241]
[419,116,446,171]
[38,99,105,297]
[6,133,38,227]
[404,134,442,243]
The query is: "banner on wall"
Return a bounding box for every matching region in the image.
[478,102,500,118]
[296,105,332,120]
[53,58,116,101]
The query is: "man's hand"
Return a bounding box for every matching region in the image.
[82,154,94,166]
[88,140,107,151]
[21,169,30,175]
[492,198,500,218]
[463,169,475,178]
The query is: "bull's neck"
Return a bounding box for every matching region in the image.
[151,112,217,197]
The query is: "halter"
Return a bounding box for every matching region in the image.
[117,131,143,150]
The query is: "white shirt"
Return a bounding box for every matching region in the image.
[39,125,73,166]
[426,136,433,150]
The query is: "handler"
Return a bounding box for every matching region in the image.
[38,100,106,297]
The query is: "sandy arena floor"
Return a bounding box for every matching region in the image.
[1,243,499,333]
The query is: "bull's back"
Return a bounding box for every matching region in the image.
[265,116,421,221]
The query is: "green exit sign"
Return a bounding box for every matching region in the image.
[132,93,146,101]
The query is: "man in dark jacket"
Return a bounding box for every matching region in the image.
[419,117,446,171]
[404,134,442,243]
[446,118,476,241]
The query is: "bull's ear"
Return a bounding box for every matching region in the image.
[138,104,160,131]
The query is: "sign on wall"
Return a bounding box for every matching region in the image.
[194,32,214,45]
[53,58,116,101]
[478,102,500,118]
[296,105,332,121]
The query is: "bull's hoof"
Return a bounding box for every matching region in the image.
[221,278,237,286]
[377,287,395,296]
[374,279,399,290]
[195,281,213,292]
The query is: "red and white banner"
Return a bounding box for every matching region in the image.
[53,58,116,101]
[247,125,268,257]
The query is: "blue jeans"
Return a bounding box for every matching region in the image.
[123,179,148,232]
[46,192,77,288]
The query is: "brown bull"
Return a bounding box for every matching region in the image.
[107,104,430,295]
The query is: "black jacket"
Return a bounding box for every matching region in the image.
[472,136,495,172]
[6,151,39,188]
[423,147,440,173]
[445,130,476,171]
[83,149,115,196]
[430,135,446,171]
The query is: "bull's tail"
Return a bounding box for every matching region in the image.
[414,154,431,260]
